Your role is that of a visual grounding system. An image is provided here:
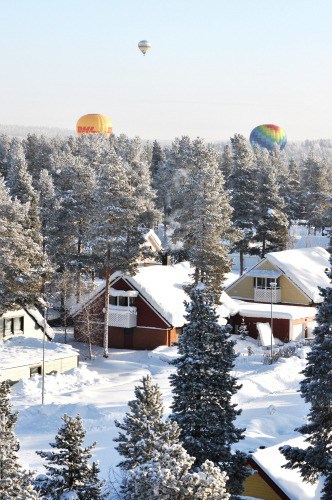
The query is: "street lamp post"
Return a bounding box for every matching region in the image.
[270,280,277,362]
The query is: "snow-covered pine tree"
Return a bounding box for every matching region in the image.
[172,138,236,299]
[35,413,105,499]
[91,146,159,357]
[124,443,230,500]
[0,134,10,178]
[0,175,45,312]
[38,168,59,255]
[0,381,38,499]
[281,257,332,499]
[283,158,303,223]
[7,138,42,244]
[219,143,233,190]
[114,374,176,470]
[303,153,331,234]
[229,134,258,275]
[150,139,165,178]
[253,163,288,257]
[238,317,249,340]
[170,284,248,495]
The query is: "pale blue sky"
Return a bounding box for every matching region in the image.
[1,0,331,141]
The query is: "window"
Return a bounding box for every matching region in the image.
[110,295,117,306]
[3,316,24,336]
[30,366,42,376]
[119,296,128,307]
[254,277,279,289]
[129,297,136,306]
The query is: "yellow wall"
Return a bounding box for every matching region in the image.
[226,260,311,305]
[243,470,284,500]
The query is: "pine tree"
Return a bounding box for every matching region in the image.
[0,175,45,313]
[0,382,38,499]
[7,138,42,244]
[173,138,236,298]
[281,259,332,499]
[229,134,258,275]
[114,375,176,470]
[254,165,289,257]
[238,317,249,340]
[150,139,165,178]
[219,143,233,190]
[124,444,230,500]
[170,284,248,495]
[36,413,105,499]
[283,159,303,222]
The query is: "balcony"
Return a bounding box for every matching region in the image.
[109,305,137,328]
[254,287,281,303]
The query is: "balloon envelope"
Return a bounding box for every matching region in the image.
[138,40,151,55]
[76,114,112,137]
[250,124,287,151]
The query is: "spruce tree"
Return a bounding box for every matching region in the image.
[114,375,176,470]
[281,258,332,499]
[170,284,248,495]
[0,382,38,499]
[36,413,105,499]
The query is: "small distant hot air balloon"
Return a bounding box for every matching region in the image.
[138,40,151,56]
[76,114,112,137]
[250,124,287,151]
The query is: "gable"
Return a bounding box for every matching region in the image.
[111,277,172,329]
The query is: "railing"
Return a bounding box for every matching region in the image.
[254,287,281,303]
[109,306,137,328]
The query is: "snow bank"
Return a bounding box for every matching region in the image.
[12,364,106,403]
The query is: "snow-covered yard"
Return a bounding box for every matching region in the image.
[10,328,312,497]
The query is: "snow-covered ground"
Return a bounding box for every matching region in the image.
[10,329,314,497]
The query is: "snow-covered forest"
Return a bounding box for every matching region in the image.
[0,131,331,313]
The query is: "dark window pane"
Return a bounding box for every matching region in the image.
[110,296,117,306]
[119,296,128,307]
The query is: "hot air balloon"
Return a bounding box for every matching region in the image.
[138,40,151,56]
[250,124,287,151]
[76,114,112,137]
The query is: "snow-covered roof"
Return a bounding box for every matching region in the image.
[143,229,162,252]
[251,437,323,499]
[72,262,239,327]
[236,300,317,320]
[266,247,330,303]
[26,308,54,340]
[0,337,79,370]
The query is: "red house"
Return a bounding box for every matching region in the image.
[71,262,239,350]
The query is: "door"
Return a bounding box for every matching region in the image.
[124,328,134,349]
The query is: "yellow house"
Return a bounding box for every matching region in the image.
[225,247,329,342]
[226,247,330,307]
[243,438,323,499]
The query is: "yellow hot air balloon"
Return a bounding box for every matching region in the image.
[138,40,151,56]
[76,114,112,137]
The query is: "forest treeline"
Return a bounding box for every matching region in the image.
[0,132,331,312]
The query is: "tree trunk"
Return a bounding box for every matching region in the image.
[239,251,244,276]
[103,245,111,358]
